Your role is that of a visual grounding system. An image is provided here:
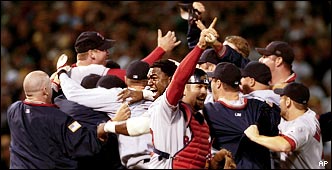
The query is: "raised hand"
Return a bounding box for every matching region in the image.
[157,29,181,52]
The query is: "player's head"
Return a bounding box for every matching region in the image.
[147,59,177,100]
[125,60,150,90]
[74,31,115,65]
[210,62,241,101]
[96,75,127,89]
[240,61,272,94]
[274,82,309,118]
[81,74,102,89]
[23,70,53,104]
[198,48,220,73]
[257,41,294,73]
[183,68,209,111]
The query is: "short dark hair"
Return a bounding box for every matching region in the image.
[151,59,177,77]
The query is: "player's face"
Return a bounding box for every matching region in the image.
[258,55,276,73]
[90,49,109,65]
[184,84,208,111]
[279,95,287,119]
[147,67,170,100]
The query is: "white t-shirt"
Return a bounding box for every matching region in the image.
[69,64,109,84]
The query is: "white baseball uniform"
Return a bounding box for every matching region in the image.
[278,108,324,169]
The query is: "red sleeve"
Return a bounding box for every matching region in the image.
[107,68,126,82]
[280,134,296,151]
[141,47,166,65]
[166,46,204,106]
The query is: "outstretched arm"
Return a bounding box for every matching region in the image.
[166,19,217,106]
[244,125,292,152]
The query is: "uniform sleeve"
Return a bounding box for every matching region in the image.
[141,47,166,65]
[217,45,250,68]
[166,46,204,106]
[59,73,123,113]
[280,123,310,151]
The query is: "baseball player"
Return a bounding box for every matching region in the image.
[240,61,281,106]
[244,82,324,169]
[6,70,105,169]
[203,62,281,169]
[256,41,297,88]
[147,21,219,169]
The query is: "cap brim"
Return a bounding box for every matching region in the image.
[255,48,273,56]
[98,39,116,51]
[273,88,284,95]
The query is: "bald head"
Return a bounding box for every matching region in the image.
[23,70,52,103]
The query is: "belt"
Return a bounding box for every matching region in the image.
[153,148,170,161]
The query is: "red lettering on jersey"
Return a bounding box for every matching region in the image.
[313,124,321,142]
[150,128,155,146]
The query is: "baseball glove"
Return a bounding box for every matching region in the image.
[210,148,236,169]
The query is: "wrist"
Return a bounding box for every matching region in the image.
[57,69,67,77]
[104,120,116,133]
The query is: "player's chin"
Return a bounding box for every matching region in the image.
[196,99,205,109]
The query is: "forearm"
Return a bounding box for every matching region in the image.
[104,116,150,136]
[166,46,204,105]
[60,74,122,113]
[141,47,165,65]
[250,135,292,152]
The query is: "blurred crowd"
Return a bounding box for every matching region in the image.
[1,1,331,169]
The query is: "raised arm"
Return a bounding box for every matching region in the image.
[142,29,181,65]
[166,19,217,105]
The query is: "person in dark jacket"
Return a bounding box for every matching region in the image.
[6,70,105,169]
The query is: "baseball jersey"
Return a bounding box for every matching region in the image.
[7,101,102,169]
[117,100,153,169]
[203,97,281,169]
[278,109,324,169]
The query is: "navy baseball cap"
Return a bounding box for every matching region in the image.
[75,31,115,53]
[126,60,150,80]
[187,68,209,85]
[255,41,294,65]
[211,62,241,87]
[96,75,127,89]
[274,82,310,104]
[241,61,271,86]
[81,74,102,89]
[198,48,220,65]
